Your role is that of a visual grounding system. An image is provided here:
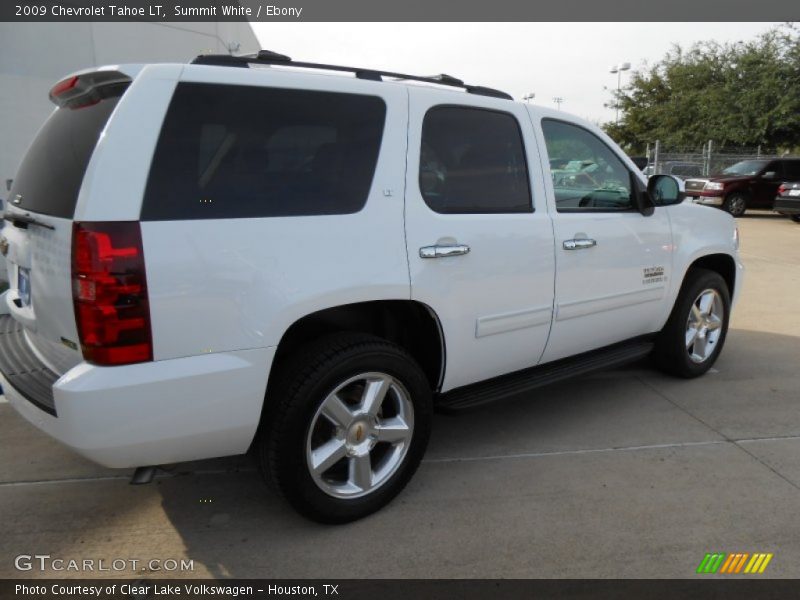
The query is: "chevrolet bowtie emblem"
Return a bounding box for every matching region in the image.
[0,238,8,257]
[355,424,364,442]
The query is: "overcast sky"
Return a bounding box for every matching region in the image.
[252,22,781,124]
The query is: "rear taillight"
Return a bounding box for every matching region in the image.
[778,184,787,195]
[71,222,152,366]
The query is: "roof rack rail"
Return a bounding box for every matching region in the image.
[191,50,513,100]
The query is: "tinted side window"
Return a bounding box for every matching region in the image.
[9,97,120,219]
[142,83,386,220]
[541,119,634,213]
[419,106,532,214]
[784,161,800,180]
[766,161,785,177]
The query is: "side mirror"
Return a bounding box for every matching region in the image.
[762,171,776,179]
[647,174,685,207]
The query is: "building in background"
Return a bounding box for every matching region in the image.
[0,22,260,193]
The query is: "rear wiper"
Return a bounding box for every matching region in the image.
[8,213,55,230]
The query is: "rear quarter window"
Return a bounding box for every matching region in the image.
[141,83,387,220]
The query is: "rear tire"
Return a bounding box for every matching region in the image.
[259,333,432,523]
[723,193,747,217]
[653,268,730,378]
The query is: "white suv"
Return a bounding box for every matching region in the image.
[0,51,742,523]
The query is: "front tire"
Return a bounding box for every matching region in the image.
[259,333,432,523]
[723,193,747,217]
[654,268,731,378]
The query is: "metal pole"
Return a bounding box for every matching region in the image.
[654,140,660,175]
[707,140,713,176]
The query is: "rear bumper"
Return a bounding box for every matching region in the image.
[2,342,274,468]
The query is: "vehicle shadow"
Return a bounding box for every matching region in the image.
[153,326,800,578]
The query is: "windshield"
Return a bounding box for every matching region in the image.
[721,160,768,176]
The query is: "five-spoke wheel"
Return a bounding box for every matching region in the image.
[685,289,724,364]
[654,268,730,378]
[259,334,431,523]
[306,372,414,498]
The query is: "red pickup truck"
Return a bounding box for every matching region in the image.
[684,158,800,216]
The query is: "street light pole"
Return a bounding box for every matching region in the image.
[609,62,630,124]
[522,93,535,103]
[553,96,564,110]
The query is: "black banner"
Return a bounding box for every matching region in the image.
[1,0,799,22]
[3,580,800,600]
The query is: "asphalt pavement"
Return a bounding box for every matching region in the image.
[2,211,799,579]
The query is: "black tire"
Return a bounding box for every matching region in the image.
[791,215,800,223]
[653,268,731,378]
[723,192,747,217]
[259,333,432,524]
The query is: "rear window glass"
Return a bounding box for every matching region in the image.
[141,83,387,220]
[8,97,120,219]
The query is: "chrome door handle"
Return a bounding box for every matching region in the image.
[563,238,597,250]
[419,244,471,259]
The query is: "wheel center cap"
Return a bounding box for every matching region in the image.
[346,420,371,446]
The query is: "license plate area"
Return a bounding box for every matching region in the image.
[18,266,31,307]
[789,189,800,197]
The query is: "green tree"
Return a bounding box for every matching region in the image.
[605,24,800,154]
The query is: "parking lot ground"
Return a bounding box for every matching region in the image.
[1,211,799,579]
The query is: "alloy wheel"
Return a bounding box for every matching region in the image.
[305,372,414,499]
[685,289,724,363]
[728,196,746,216]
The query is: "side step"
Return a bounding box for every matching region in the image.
[436,336,655,412]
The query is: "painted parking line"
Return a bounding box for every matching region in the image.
[3,435,800,488]
[0,466,259,488]
[423,439,727,464]
[425,434,800,464]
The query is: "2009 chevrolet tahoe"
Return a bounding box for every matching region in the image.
[0,51,742,523]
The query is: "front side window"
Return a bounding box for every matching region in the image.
[419,106,532,214]
[142,83,386,220]
[541,119,634,212]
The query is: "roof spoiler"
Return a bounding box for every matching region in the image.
[49,70,132,108]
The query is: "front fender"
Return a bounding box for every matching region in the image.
[661,202,744,327]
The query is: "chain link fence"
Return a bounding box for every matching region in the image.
[644,141,798,178]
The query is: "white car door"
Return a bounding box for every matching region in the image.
[405,89,555,392]
[532,113,674,363]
